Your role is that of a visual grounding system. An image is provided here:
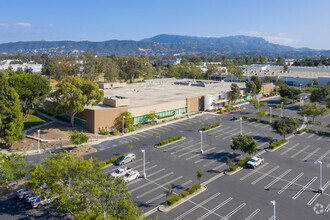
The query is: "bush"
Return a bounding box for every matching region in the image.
[229,165,237,171]
[159,140,169,146]
[269,139,288,149]
[181,191,189,197]
[167,195,183,206]
[296,128,306,134]
[238,157,251,167]
[111,129,119,136]
[192,184,201,190]
[187,187,196,194]
[69,130,89,145]
[158,136,182,146]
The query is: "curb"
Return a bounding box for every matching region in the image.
[201,125,222,133]
[266,141,289,152]
[225,167,243,175]
[154,137,186,149]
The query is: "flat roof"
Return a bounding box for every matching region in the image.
[87,79,245,109]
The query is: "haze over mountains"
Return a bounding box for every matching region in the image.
[1,34,329,57]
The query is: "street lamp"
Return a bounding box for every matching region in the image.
[269,107,272,123]
[281,102,283,117]
[317,161,323,193]
[240,117,242,135]
[199,130,203,153]
[270,200,276,219]
[37,130,40,153]
[141,149,146,178]
[122,115,125,135]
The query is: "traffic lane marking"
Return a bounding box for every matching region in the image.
[307,180,330,205]
[130,172,174,193]
[302,148,320,161]
[264,169,292,190]
[314,150,330,164]
[215,128,238,138]
[177,143,209,157]
[223,202,246,219]
[251,166,280,185]
[278,172,304,194]
[292,176,317,200]
[280,143,299,155]
[240,163,269,181]
[291,145,311,158]
[244,209,261,220]
[196,197,233,220]
[208,126,232,135]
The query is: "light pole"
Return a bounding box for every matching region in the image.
[122,115,125,135]
[300,97,303,107]
[37,130,40,153]
[270,200,276,219]
[317,161,323,193]
[269,107,272,123]
[240,117,242,135]
[281,102,283,117]
[300,83,302,90]
[141,149,146,178]
[199,130,203,153]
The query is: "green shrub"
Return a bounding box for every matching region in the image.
[229,165,237,171]
[238,157,251,167]
[192,184,201,190]
[111,129,119,136]
[269,139,288,149]
[181,191,189,197]
[187,187,196,194]
[97,161,106,168]
[159,140,169,146]
[168,138,173,143]
[167,195,183,206]
[109,155,123,164]
[69,130,89,145]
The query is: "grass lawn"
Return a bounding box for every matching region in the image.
[24,113,50,130]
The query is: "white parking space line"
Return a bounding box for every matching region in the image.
[184,146,211,161]
[136,176,183,198]
[240,163,269,181]
[197,197,232,220]
[178,143,209,157]
[222,132,241,140]
[261,124,269,128]
[173,193,221,220]
[254,123,262,127]
[215,128,237,138]
[209,126,231,135]
[202,151,226,167]
[134,133,147,138]
[307,181,330,205]
[244,209,261,220]
[292,177,318,200]
[145,168,165,178]
[314,150,330,164]
[302,148,320,161]
[146,179,193,203]
[158,127,171,131]
[128,136,140,140]
[141,132,153,136]
[307,133,315,139]
[171,142,201,154]
[212,163,226,171]
[280,143,299,155]
[258,142,269,149]
[223,203,246,219]
[104,159,143,174]
[147,130,160,135]
[264,169,292,189]
[138,165,159,174]
[130,172,174,193]
[193,147,216,163]
[131,161,151,170]
[317,136,322,141]
[325,204,330,212]
[278,173,304,194]
[291,145,311,158]
[251,166,280,185]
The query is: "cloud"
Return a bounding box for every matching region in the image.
[0,23,10,27]
[240,30,298,45]
[48,24,54,27]
[14,22,32,28]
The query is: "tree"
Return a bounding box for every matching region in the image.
[27,152,143,219]
[310,84,330,106]
[297,103,328,123]
[229,83,241,104]
[272,120,295,138]
[0,71,24,144]
[233,68,244,81]
[263,76,273,83]
[51,76,104,127]
[231,134,258,155]
[0,153,27,190]
[116,112,134,130]
[251,76,263,94]
[103,60,120,82]
[69,130,89,145]
[276,56,285,65]
[42,62,56,79]
[8,74,51,121]
[312,79,320,87]
[205,64,218,80]
[249,99,266,111]
[279,85,301,99]
[196,169,203,185]
[82,50,104,82]
[255,110,268,118]
[246,81,258,95]
[164,184,174,206]
[146,111,157,122]
[283,63,289,71]
[279,96,289,104]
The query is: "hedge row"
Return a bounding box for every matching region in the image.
[202,123,220,131]
[269,139,288,149]
[158,136,183,146]
[299,128,330,136]
[236,116,249,120]
[124,127,135,133]
[98,155,124,168]
[99,130,110,135]
[229,165,237,171]
[238,156,251,167]
[249,118,270,124]
[167,184,201,206]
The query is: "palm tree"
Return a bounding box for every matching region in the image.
[164,184,174,206]
[197,169,204,185]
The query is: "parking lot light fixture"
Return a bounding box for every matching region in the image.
[122,115,125,135]
[317,161,323,193]
[270,200,276,219]
[141,149,146,178]
[281,102,283,117]
[37,130,40,153]
[199,130,203,154]
[240,117,242,135]
[269,107,272,123]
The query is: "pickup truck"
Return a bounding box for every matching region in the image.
[246,157,264,169]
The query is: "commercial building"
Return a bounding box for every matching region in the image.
[0,60,42,73]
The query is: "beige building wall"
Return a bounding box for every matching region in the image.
[129,100,187,117]
[186,96,204,112]
[262,83,274,95]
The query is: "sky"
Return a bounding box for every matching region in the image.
[0,0,330,49]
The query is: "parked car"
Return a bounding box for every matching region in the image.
[111,167,132,178]
[31,197,54,209]
[246,157,264,169]
[25,192,41,203]
[16,183,46,199]
[115,153,136,165]
[123,170,140,183]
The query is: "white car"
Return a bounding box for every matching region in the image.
[123,170,140,183]
[246,157,264,169]
[111,167,132,178]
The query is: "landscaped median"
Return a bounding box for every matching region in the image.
[225,156,251,175]
[267,139,288,152]
[97,154,123,168]
[155,136,183,148]
[202,123,221,132]
[158,184,206,212]
[296,128,330,136]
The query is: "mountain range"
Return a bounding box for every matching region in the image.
[0,34,329,57]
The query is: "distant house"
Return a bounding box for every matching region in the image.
[0,59,42,73]
[163,59,181,65]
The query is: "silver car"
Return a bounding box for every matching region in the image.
[115,153,136,165]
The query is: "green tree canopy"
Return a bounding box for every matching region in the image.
[272,120,295,138]
[8,74,51,121]
[297,103,328,122]
[231,134,258,155]
[255,110,268,118]
[251,76,263,93]
[0,71,24,144]
[229,83,241,103]
[263,76,273,83]
[279,85,301,99]
[279,96,289,103]
[249,99,266,111]
[51,76,104,127]
[246,81,258,95]
[0,153,27,190]
[116,111,134,130]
